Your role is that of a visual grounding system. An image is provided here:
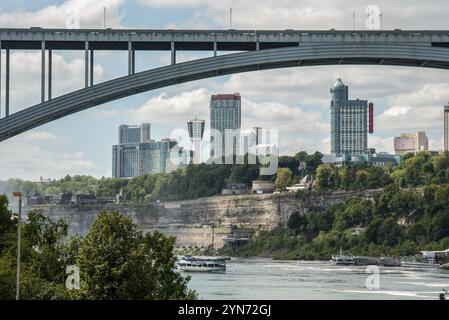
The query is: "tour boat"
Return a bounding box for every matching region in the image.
[176,255,227,273]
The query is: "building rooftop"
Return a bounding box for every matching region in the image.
[332,78,346,89]
[211,93,241,100]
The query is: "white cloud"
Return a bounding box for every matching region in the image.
[382,106,411,118]
[21,131,58,141]
[139,0,207,8]
[140,0,449,30]
[128,88,210,125]
[369,135,395,154]
[0,131,96,180]
[0,0,124,28]
[375,83,449,132]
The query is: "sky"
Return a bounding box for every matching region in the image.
[1,0,449,180]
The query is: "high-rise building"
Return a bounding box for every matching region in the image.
[138,138,187,175]
[239,127,263,156]
[112,124,187,178]
[114,124,145,178]
[394,131,429,156]
[444,104,449,151]
[330,79,369,156]
[140,123,152,143]
[187,118,205,164]
[210,93,241,158]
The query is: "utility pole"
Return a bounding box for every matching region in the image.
[12,192,22,301]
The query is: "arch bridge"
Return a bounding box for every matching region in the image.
[1,28,449,141]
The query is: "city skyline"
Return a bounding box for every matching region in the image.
[1,0,449,180]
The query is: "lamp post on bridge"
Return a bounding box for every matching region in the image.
[103,7,107,29]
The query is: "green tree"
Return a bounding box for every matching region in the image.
[76,211,196,300]
[334,198,372,230]
[275,168,294,190]
[0,204,70,300]
[0,195,15,254]
[315,164,332,192]
[430,209,449,241]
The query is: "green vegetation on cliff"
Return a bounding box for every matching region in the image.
[0,151,323,202]
[231,151,449,260]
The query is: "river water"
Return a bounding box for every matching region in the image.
[186,258,449,300]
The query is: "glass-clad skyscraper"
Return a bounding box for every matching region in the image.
[112,123,187,178]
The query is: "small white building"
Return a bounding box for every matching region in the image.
[286,176,310,193]
[252,180,275,194]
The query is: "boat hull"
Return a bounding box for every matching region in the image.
[177,266,226,273]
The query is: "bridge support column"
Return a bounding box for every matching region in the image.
[48,49,52,100]
[171,41,176,65]
[5,48,9,117]
[84,41,89,88]
[0,41,2,117]
[90,49,94,86]
[41,41,45,103]
[213,41,217,57]
[256,41,260,51]
[128,42,133,75]
[132,50,135,74]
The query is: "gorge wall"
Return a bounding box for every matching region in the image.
[24,190,380,249]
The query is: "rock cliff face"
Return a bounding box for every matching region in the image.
[24,190,380,249]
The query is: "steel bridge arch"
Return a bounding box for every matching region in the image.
[1,43,449,142]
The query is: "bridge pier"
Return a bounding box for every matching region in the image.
[171,41,176,65]
[48,49,52,100]
[213,41,217,57]
[0,41,2,117]
[41,41,45,103]
[5,48,9,117]
[90,49,94,86]
[132,50,135,74]
[128,41,133,75]
[84,41,89,88]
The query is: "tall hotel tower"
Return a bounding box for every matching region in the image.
[187,118,205,164]
[210,93,242,158]
[330,79,371,156]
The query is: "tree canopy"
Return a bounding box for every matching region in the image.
[0,197,196,300]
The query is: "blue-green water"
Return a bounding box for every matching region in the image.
[186,258,449,300]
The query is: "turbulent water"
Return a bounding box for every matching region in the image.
[186,258,449,300]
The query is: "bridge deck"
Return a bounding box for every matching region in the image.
[1,28,449,51]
